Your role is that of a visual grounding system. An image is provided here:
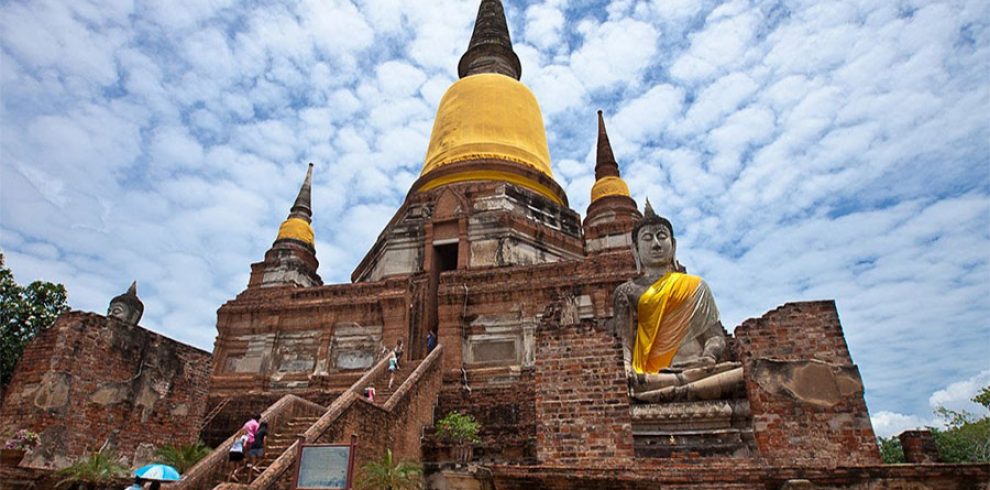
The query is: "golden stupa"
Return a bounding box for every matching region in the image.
[414,0,563,205]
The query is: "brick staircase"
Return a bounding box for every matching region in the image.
[251,414,321,471]
[365,360,421,406]
[178,347,443,490]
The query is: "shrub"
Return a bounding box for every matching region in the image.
[356,448,422,490]
[434,411,480,446]
[154,441,211,473]
[55,450,127,489]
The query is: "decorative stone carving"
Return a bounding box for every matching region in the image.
[107,281,143,326]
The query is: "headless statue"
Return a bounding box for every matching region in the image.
[612,201,743,402]
[107,281,144,326]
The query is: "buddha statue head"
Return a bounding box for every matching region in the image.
[108,281,144,326]
[630,200,681,275]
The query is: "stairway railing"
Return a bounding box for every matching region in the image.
[176,394,323,489]
[248,345,445,489]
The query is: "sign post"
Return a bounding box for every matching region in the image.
[292,435,358,489]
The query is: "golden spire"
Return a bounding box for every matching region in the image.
[590,110,631,202]
[414,1,566,205]
[275,163,315,247]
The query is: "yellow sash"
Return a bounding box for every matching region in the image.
[633,272,702,373]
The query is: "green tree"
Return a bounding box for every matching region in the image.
[878,435,905,464]
[881,385,990,464]
[930,396,990,463]
[0,253,69,387]
[356,449,422,490]
[154,441,211,473]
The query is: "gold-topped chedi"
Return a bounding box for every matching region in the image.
[591,176,631,202]
[253,162,322,288]
[421,74,551,178]
[414,0,566,205]
[419,74,558,202]
[590,110,631,203]
[276,217,314,246]
[274,163,315,247]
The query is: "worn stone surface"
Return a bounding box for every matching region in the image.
[735,301,881,467]
[0,311,211,469]
[749,358,864,408]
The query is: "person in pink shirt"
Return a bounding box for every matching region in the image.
[242,414,260,447]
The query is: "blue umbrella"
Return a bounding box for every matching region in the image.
[134,463,181,481]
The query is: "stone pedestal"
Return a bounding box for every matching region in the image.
[630,399,755,458]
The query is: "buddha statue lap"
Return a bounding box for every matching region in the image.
[612,201,743,403]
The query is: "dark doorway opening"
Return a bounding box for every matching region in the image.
[434,242,459,272]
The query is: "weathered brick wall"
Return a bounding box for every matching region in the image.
[734,300,854,365]
[429,370,538,463]
[733,301,880,467]
[200,390,346,447]
[900,429,941,463]
[490,463,990,490]
[0,311,211,469]
[534,318,634,465]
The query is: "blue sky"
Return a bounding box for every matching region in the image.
[1,0,987,437]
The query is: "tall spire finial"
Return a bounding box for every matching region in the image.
[458,0,522,80]
[289,163,314,224]
[596,110,621,180]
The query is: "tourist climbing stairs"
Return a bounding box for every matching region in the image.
[367,359,422,406]
[252,414,322,471]
[177,347,444,490]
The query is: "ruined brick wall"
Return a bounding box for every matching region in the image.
[490,463,990,490]
[900,429,941,464]
[201,390,348,447]
[733,301,880,467]
[209,280,408,399]
[430,370,538,463]
[0,311,211,469]
[533,318,634,465]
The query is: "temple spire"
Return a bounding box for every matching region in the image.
[458,0,522,80]
[596,110,621,180]
[288,163,314,223]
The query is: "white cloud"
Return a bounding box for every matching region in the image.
[930,370,990,413]
[571,18,659,90]
[612,84,685,143]
[525,2,566,51]
[871,411,929,439]
[670,3,761,82]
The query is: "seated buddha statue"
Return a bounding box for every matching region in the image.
[612,201,743,402]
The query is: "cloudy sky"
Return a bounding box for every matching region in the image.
[1,0,987,436]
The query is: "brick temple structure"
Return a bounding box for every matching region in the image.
[2,1,986,489]
[0,310,211,469]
